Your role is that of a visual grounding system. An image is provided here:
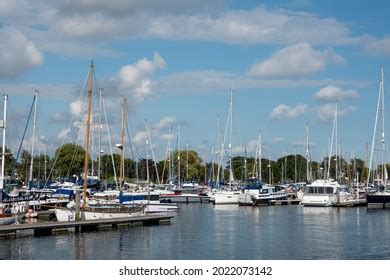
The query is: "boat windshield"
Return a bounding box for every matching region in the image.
[306,186,334,194]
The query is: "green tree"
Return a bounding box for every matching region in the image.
[3,146,16,177]
[54,143,85,177]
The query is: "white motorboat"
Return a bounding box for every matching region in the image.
[301,179,341,207]
[252,185,288,206]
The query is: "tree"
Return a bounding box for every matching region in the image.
[53,143,85,178]
[3,146,16,177]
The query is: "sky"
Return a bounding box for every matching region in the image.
[1,0,390,164]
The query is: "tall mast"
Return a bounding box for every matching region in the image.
[83,61,94,203]
[294,145,297,182]
[244,145,247,180]
[120,99,125,190]
[335,102,338,182]
[216,115,220,187]
[381,66,386,182]
[168,123,171,183]
[229,89,233,187]
[145,139,149,184]
[306,122,310,182]
[0,94,8,207]
[367,66,384,187]
[98,88,102,181]
[177,125,180,187]
[29,90,38,188]
[186,141,189,181]
[258,131,262,181]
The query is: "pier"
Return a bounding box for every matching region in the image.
[0,214,174,238]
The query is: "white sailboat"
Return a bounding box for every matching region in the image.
[213,90,240,204]
[366,66,390,207]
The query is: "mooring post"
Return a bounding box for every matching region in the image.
[75,189,80,221]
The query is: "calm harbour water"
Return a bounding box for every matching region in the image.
[1,204,390,260]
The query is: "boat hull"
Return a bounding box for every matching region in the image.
[55,208,144,222]
[213,192,240,204]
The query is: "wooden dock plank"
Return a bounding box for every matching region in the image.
[0,214,174,234]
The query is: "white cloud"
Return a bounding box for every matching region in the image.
[0,2,357,57]
[0,26,43,78]
[271,137,285,143]
[153,117,176,130]
[133,131,149,146]
[249,43,344,78]
[314,85,359,102]
[270,103,308,120]
[118,52,166,102]
[362,37,390,56]
[69,100,84,117]
[156,69,366,94]
[58,128,71,140]
[317,103,357,122]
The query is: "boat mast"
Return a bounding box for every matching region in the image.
[305,122,310,182]
[335,101,338,182]
[380,66,386,183]
[28,90,38,188]
[186,141,189,181]
[98,88,102,181]
[0,94,7,207]
[83,61,94,204]
[258,131,262,181]
[294,145,297,182]
[120,99,125,191]
[168,123,171,184]
[145,122,149,184]
[177,125,180,187]
[367,66,384,187]
[216,115,220,187]
[229,89,233,188]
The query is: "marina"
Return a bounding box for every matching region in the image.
[2,1,390,270]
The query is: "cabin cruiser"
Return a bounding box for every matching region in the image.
[238,178,263,206]
[251,185,288,206]
[300,179,354,207]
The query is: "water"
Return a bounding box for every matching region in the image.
[1,204,390,259]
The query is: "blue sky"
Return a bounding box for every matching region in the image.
[1,0,390,164]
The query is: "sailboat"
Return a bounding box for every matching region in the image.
[213,90,241,204]
[366,66,390,208]
[55,62,144,222]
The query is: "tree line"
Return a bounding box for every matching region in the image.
[1,143,383,186]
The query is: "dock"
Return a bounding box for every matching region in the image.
[0,214,174,238]
[269,199,301,206]
[160,195,210,203]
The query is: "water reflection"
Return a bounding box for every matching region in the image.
[1,204,390,259]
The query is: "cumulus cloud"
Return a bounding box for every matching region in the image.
[249,43,344,78]
[270,103,308,120]
[314,85,359,102]
[153,117,176,130]
[69,100,84,117]
[132,116,184,147]
[118,52,166,102]
[317,103,357,122]
[0,26,43,78]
